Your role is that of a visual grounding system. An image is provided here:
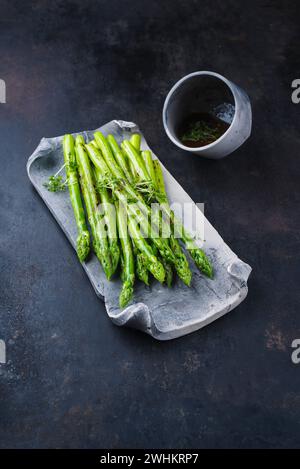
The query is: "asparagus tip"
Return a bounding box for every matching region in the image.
[76,231,90,262]
[149,260,165,284]
[119,280,134,308]
[190,249,214,279]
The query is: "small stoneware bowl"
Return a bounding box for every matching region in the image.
[162,71,252,159]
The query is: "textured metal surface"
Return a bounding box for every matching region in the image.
[27,120,251,340]
[1,0,300,449]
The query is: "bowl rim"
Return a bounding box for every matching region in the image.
[162,71,238,152]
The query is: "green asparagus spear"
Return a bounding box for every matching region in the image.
[152,159,164,193]
[94,132,125,180]
[149,243,171,286]
[130,133,141,151]
[133,245,149,286]
[121,140,150,182]
[62,134,90,262]
[164,203,213,279]
[160,257,172,287]
[140,156,190,286]
[89,139,99,149]
[141,154,173,287]
[126,135,140,181]
[153,159,192,286]
[75,149,99,257]
[143,156,213,279]
[127,213,165,283]
[128,134,142,181]
[182,234,213,278]
[169,236,192,285]
[142,150,157,186]
[120,253,125,283]
[75,134,85,145]
[85,142,112,179]
[116,201,135,308]
[75,137,113,279]
[93,166,120,275]
[107,134,133,183]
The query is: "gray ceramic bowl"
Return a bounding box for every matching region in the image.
[162,71,252,159]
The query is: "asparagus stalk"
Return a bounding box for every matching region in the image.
[153,159,192,286]
[88,137,120,273]
[140,154,191,286]
[130,133,141,151]
[142,150,157,186]
[127,134,141,180]
[93,166,120,276]
[150,243,172,286]
[155,159,212,278]
[120,253,125,283]
[156,165,206,279]
[121,140,150,182]
[165,204,213,278]
[133,245,149,286]
[62,134,90,262]
[75,137,113,279]
[161,258,173,287]
[107,134,133,183]
[152,159,165,195]
[94,131,125,180]
[89,139,99,150]
[142,152,174,287]
[116,201,135,308]
[127,213,165,283]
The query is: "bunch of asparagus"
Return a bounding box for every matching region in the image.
[45,131,213,308]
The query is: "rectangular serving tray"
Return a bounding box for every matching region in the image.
[27,120,251,340]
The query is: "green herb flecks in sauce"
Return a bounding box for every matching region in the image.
[179,113,229,148]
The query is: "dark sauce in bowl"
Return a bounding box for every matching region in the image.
[178,113,230,148]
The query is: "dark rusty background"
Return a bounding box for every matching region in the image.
[1,0,300,448]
